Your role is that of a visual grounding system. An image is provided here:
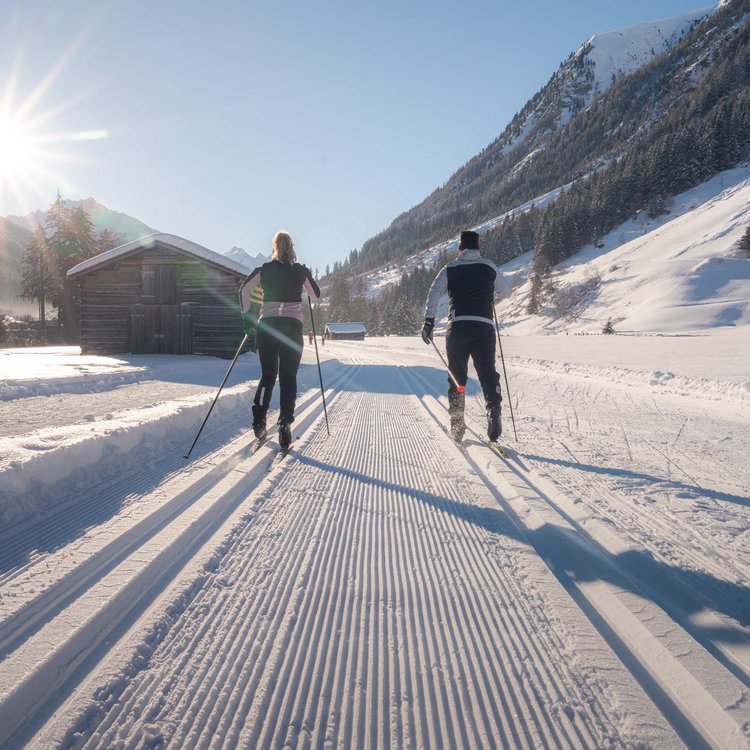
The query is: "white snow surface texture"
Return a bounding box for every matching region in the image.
[1,185,750,746]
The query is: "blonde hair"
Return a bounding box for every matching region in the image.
[272,230,296,264]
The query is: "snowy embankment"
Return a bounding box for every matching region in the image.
[0,331,748,748]
[0,348,344,532]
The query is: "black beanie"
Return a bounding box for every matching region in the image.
[459,230,479,250]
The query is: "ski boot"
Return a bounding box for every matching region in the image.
[278,419,292,451]
[487,403,502,442]
[252,404,267,442]
[450,413,465,442]
[448,387,466,443]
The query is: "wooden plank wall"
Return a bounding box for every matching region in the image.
[75,246,246,357]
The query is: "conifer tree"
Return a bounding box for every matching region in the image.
[19,228,56,325]
[44,193,96,341]
[326,274,352,322]
[740,224,750,256]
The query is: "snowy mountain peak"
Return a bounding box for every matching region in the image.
[579,6,714,99]
[499,4,716,153]
[224,246,269,269]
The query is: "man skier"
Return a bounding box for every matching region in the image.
[421,230,511,442]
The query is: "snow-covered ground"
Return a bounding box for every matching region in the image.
[1,322,748,748]
[499,165,750,335]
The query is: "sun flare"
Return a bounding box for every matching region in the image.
[0,116,35,181]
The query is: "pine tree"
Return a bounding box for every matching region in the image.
[327,274,352,322]
[44,194,98,342]
[19,228,56,325]
[97,228,121,253]
[740,224,750,256]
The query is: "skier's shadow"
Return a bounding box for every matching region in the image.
[523,452,750,508]
[296,453,750,686]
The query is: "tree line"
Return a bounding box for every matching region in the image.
[311,250,453,337]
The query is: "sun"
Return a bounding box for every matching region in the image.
[0,94,109,210]
[0,34,110,210]
[0,115,35,182]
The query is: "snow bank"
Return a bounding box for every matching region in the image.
[0,387,253,529]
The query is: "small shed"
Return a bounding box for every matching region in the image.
[67,233,251,357]
[325,322,366,341]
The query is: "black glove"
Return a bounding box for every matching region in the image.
[421,317,434,344]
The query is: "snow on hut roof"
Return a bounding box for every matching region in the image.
[67,233,252,278]
[325,323,366,333]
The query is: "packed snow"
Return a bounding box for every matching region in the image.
[580,6,714,99]
[1,307,749,748]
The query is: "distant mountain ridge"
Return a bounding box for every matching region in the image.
[224,246,270,270]
[6,197,157,244]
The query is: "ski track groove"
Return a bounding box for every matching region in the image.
[408,364,747,747]
[503,368,750,593]
[400,366,619,749]
[56,360,634,749]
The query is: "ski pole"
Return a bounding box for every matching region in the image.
[184,333,248,459]
[308,296,330,436]
[493,306,518,442]
[429,337,465,394]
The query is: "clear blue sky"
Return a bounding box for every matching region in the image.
[0,0,714,273]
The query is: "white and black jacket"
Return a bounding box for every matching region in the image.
[424,249,511,326]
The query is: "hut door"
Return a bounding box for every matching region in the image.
[130,304,180,354]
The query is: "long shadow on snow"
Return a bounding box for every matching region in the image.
[325,362,476,396]
[0,417,249,576]
[0,360,343,574]
[524,452,750,508]
[297,453,750,684]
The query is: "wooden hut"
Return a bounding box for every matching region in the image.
[325,323,366,341]
[67,233,252,358]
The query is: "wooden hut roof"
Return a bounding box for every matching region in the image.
[325,323,366,334]
[67,233,251,279]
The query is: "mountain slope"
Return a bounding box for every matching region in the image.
[497,165,750,334]
[355,2,730,274]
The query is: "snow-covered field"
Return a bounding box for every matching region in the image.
[1,324,748,748]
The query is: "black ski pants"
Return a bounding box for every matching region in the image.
[254,317,304,423]
[446,321,501,410]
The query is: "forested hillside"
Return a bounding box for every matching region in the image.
[317,0,750,334]
[353,0,748,278]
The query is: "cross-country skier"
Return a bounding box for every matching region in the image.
[421,230,511,442]
[239,230,321,449]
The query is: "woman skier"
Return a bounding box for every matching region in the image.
[240,230,321,449]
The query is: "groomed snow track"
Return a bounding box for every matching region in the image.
[1,344,749,749]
